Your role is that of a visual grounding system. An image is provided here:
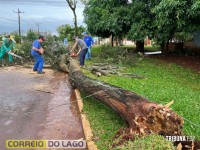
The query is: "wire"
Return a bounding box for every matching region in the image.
[0,17,17,23]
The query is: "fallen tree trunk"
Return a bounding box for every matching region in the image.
[45,52,184,145]
[68,59,184,137]
[44,51,69,73]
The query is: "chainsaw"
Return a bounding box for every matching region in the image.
[6,51,23,59]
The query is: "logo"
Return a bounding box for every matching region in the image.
[6,140,86,149]
[165,136,195,142]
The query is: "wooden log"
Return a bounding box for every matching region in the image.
[68,59,184,138]
[58,53,70,73]
[91,66,109,76]
[45,52,184,145]
[44,51,69,73]
[118,73,145,79]
[93,62,109,66]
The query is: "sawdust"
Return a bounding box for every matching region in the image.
[31,84,54,94]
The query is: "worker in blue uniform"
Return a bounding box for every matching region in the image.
[82,32,94,60]
[31,36,45,74]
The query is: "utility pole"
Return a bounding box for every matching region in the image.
[36,23,40,35]
[13,8,24,44]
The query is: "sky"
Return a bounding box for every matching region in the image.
[0,0,85,35]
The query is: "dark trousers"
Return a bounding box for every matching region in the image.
[80,48,88,66]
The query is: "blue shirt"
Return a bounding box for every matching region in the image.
[83,36,94,47]
[31,40,41,54]
[64,38,68,45]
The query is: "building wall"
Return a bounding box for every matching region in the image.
[97,36,152,46]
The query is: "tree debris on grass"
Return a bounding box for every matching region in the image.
[85,63,145,79]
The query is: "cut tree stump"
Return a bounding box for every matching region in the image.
[44,51,69,73]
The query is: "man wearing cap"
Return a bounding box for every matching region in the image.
[82,32,94,60]
[71,36,88,68]
[0,35,15,65]
[31,36,45,74]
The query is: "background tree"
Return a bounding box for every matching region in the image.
[57,24,74,41]
[83,0,131,46]
[66,0,78,35]
[83,0,200,54]
[190,1,200,17]
[57,24,86,41]
[14,34,20,44]
[25,30,37,41]
[152,0,200,54]
[10,31,20,44]
[127,0,160,52]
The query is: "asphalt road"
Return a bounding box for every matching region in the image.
[0,66,85,150]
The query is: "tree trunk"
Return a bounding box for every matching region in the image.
[136,41,144,53]
[45,52,184,145]
[72,9,78,35]
[116,38,118,46]
[91,66,109,76]
[44,51,69,73]
[165,39,170,55]
[160,42,165,55]
[66,0,78,35]
[68,59,183,135]
[111,34,114,47]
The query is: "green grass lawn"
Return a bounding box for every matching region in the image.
[81,92,127,149]
[81,46,200,149]
[93,45,160,56]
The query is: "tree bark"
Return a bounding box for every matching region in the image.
[72,9,78,35]
[136,40,144,53]
[110,34,114,47]
[91,66,109,76]
[44,51,69,73]
[45,52,184,144]
[68,59,183,136]
[166,39,170,55]
[66,0,78,35]
[160,42,165,56]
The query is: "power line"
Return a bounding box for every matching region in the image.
[21,19,34,28]
[13,8,24,44]
[0,16,17,23]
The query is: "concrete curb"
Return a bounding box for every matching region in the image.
[75,89,98,150]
